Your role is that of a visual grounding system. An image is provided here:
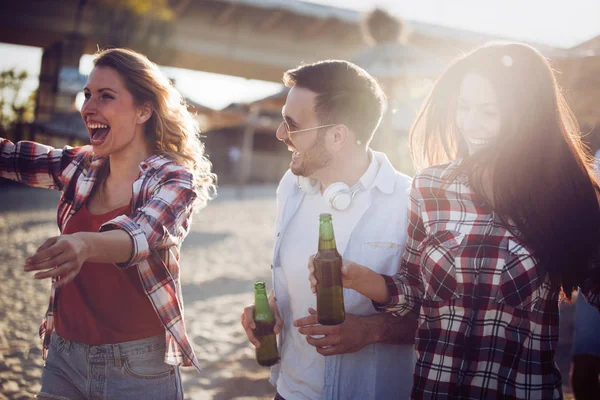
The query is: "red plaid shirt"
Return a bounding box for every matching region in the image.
[377,158,598,399]
[1,139,202,371]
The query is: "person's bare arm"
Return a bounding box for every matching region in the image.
[24,230,133,288]
[367,311,417,345]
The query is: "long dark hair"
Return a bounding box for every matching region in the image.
[410,42,600,297]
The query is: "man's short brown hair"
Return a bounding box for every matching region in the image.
[283,60,386,145]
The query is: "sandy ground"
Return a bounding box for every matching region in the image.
[0,183,576,399]
[0,184,276,400]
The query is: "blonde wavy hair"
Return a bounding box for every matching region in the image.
[93,48,216,205]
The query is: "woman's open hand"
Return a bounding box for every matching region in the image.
[24,233,90,289]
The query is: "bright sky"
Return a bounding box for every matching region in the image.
[310,0,600,48]
[1,0,599,110]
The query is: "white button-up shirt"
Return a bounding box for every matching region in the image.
[270,151,415,400]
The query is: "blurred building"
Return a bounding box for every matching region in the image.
[195,93,289,184]
[552,36,600,152]
[31,111,89,148]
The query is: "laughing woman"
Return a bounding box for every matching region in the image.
[309,42,600,399]
[0,48,216,400]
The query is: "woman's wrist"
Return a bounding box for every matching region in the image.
[372,274,392,305]
[73,232,93,262]
[350,263,372,292]
[360,268,391,304]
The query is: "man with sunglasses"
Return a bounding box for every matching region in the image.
[241,60,416,400]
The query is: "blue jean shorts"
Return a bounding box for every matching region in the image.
[573,289,600,356]
[38,333,183,400]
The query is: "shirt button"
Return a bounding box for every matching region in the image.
[163,317,169,324]
[146,286,153,292]
[89,347,98,355]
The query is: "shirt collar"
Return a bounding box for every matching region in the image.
[440,157,468,184]
[90,153,173,174]
[138,154,172,173]
[353,149,379,191]
[370,150,397,195]
[292,150,399,196]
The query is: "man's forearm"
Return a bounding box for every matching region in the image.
[363,312,417,345]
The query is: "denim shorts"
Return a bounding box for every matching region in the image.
[573,289,600,356]
[38,333,183,400]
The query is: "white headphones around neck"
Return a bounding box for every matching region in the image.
[297,176,359,211]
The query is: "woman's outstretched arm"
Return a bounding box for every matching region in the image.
[0,138,88,190]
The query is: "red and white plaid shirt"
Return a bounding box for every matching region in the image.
[1,139,202,371]
[378,158,599,399]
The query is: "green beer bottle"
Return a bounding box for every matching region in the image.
[252,281,279,367]
[314,213,345,325]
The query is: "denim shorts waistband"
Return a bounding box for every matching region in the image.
[52,332,166,359]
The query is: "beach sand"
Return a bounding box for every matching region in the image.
[0,184,576,399]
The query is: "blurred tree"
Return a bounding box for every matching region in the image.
[356,8,441,175]
[83,0,189,63]
[361,8,405,45]
[357,9,411,173]
[101,0,175,21]
[0,68,36,139]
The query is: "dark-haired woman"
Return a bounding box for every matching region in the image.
[309,42,600,399]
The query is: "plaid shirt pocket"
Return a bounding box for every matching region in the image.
[496,237,541,310]
[420,230,466,301]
